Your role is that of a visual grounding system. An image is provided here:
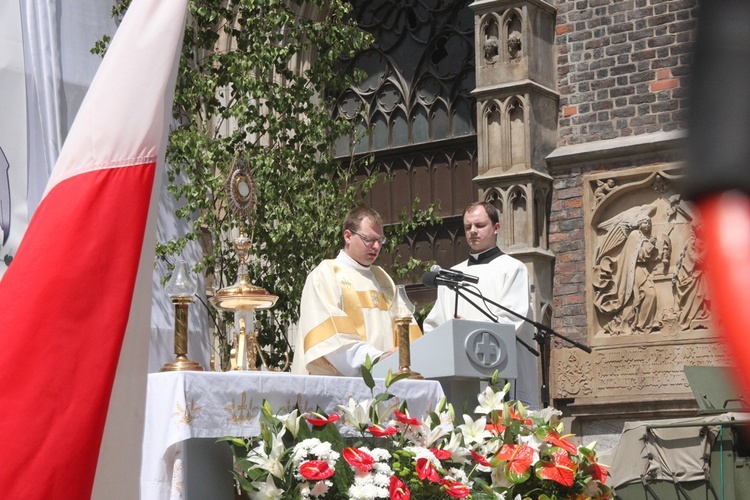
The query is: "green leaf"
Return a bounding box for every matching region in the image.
[361,359,376,390]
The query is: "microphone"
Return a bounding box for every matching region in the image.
[421,271,463,288]
[430,265,479,284]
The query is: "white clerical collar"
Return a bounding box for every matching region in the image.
[468,246,503,266]
[336,250,371,271]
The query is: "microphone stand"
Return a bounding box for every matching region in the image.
[444,280,591,408]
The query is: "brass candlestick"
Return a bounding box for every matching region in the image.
[395,316,423,379]
[389,285,422,379]
[161,260,204,372]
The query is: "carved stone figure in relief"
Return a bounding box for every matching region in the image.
[506,14,522,61]
[593,179,615,207]
[593,204,661,335]
[672,232,710,329]
[507,34,521,59]
[484,36,499,64]
[483,18,499,65]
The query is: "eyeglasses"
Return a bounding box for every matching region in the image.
[350,230,387,246]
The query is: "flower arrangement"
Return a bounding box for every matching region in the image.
[221,360,611,500]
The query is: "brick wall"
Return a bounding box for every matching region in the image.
[555,0,697,146]
[549,169,587,342]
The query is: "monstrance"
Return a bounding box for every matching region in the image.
[209,163,287,371]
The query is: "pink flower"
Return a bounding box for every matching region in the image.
[343,447,375,472]
[298,460,335,481]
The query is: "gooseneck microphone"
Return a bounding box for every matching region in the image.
[421,271,465,288]
[429,265,479,284]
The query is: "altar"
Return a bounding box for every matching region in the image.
[140,371,446,499]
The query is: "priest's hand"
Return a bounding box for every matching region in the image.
[380,347,398,360]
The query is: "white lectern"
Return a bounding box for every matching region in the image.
[371,319,518,411]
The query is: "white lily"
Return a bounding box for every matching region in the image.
[474,384,509,414]
[249,474,284,500]
[442,431,471,463]
[457,414,491,444]
[528,405,562,423]
[247,432,285,478]
[421,423,447,448]
[277,409,301,438]
[338,397,372,430]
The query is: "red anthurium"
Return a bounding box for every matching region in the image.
[305,413,340,427]
[496,444,535,482]
[368,424,399,437]
[485,422,506,435]
[581,450,609,483]
[394,410,421,426]
[536,448,575,487]
[430,448,452,460]
[470,449,490,467]
[299,460,335,481]
[543,430,578,455]
[416,457,440,482]
[588,461,609,483]
[440,478,471,499]
[389,475,411,500]
[508,408,532,425]
[343,447,375,472]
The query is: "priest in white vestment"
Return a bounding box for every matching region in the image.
[423,202,540,408]
[291,207,421,376]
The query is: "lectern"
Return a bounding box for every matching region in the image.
[371,319,517,411]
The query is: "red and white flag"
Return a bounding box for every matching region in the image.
[0,0,187,497]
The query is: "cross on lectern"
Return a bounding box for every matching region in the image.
[474,332,499,366]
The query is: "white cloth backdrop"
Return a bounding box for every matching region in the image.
[0,0,27,273]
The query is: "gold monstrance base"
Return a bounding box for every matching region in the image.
[209,233,280,371]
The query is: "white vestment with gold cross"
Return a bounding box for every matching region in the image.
[291,250,411,376]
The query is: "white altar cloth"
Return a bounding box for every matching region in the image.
[140,371,445,499]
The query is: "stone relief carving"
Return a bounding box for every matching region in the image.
[593,178,615,208]
[672,232,710,330]
[587,169,711,339]
[555,352,593,398]
[554,343,730,401]
[593,204,661,335]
